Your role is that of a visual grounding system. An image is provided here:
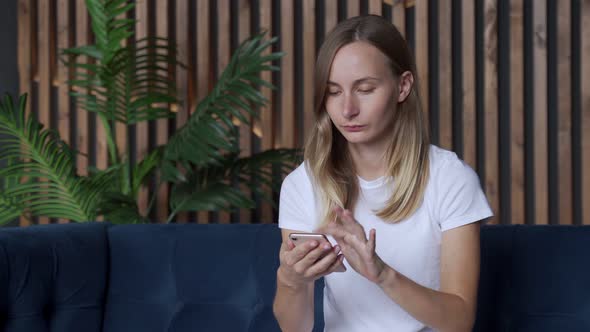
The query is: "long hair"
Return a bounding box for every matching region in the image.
[304,15,430,226]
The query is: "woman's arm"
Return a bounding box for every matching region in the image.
[273,228,344,332]
[321,207,481,332]
[376,222,480,332]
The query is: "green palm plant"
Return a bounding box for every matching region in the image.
[0,0,299,225]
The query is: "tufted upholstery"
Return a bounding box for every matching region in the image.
[1,222,590,331]
[102,224,284,332]
[474,225,590,332]
[0,222,108,332]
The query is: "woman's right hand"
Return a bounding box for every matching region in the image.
[277,239,345,289]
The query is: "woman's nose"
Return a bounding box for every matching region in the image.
[342,94,359,119]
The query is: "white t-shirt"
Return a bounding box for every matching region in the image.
[278,145,493,332]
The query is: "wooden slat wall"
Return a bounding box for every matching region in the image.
[583,0,590,225]
[533,0,548,225]
[17,0,32,227]
[15,0,590,226]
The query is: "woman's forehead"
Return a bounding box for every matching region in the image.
[329,41,391,82]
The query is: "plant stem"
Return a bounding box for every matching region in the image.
[98,115,118,165]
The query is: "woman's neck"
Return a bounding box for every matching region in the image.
[348,144,388,181]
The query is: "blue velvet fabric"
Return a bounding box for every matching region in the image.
[2,222,590,331]
[474,225,590,332]
[0,222,109,332]
[102,224,284,332]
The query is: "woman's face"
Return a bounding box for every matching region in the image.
[324,41,398,151]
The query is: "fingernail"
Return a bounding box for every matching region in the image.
[323,243,331,250]
[309,241,318,247]
[333,245,340,253]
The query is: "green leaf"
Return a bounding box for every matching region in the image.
[164,32,282,169]
[0,93,102,224]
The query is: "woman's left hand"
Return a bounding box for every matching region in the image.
[318,206,389,284]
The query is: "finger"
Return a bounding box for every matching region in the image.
[286,240,319,265]
[287,240,295,250]
[321,224,350,241]
[369,228,376,252]
[305,245,342,276]
[293,242,333,272]
[323,254,346,275]
[332,205,344,216]
[340,209,359,227]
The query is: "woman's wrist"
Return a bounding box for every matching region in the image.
[277,266,308,291]
[376,265,398,290]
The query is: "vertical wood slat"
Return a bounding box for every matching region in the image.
[583,0,590,225]
[557,0,572,225]
[462,0,476,169]
[280,1,295,149]
[135,0,149,217]
[439,0,452,150]
[533,0,548,225]
[484,0,499,224]
[510,0,524,225]
[348,0,360,18]
[37,0,50,224]
[75,0,89,184]
[259,0,274,223]
[217,0,231,224]
[94,0,107,222]
[392,0,405,37]
[57,0,70,146]
[155,0,169,222]
[17,0,32,227]
[115,7,128,209]
[415,0,429,127]
[325,0,338,33]
[56,0,70,224]
[196,0,210,224]
[238,0,252,224]
[369,0,382,15]
[175,0,189,223]
[302,0,315,137]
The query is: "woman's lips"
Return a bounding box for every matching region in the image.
[342,125,365,132]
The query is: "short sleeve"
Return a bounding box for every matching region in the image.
[435,158,494,232]
[278,166,316,232]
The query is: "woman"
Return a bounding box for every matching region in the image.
[273,15,493,332]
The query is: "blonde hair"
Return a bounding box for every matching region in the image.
[304,15,430,226]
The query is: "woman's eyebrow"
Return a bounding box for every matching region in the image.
[327,77,380,86]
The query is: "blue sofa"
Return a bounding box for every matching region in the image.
[0,222,589,331]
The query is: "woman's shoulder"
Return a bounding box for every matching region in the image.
[284,161,311,183]
[281,161,315,193]
[428,144,473,175]
[428,144,460,166]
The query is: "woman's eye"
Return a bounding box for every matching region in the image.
[327,90,341,96]
[358,88,375,94]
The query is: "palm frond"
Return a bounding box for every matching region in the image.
[98,191,146,224]
[0,94,102,223]
[167,149,300,218]
[228,149,301,206]
[132,148,162,197]
[170,182,254,215]
[164,32,283,168]
[0,163,27,225]
[65,37,180,126]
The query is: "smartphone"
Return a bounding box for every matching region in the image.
[289,233,330,245]
[288,233,346,272]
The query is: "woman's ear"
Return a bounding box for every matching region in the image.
[397,71,414,103]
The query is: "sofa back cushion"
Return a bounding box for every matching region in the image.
[0,222,109,332]
[103,224,283,332]
[474,225,590,331]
